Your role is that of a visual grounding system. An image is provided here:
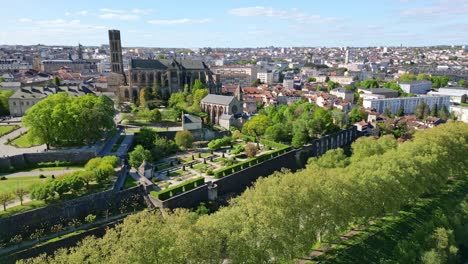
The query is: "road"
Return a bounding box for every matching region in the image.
[1,169,80,178]
[0,127,46,156]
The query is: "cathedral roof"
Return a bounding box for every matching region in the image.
[131,59,207,70]
[201,94,235,105]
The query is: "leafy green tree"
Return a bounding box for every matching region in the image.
[349,108,366,123]
[94,163,115,184]
[152,78,160,99]
[0,90,13,116]
[396,105,405,117]
[307,77,316,82]
[360,79,379,88]
[0,193,14,211]
[264,124,289,142]
[51,77,61,86]
[149,109,162,123]
[30,182,54,202]
[399,73,417,82]
[51,179,70,198]
[15,187,27,206]
[415,101,428,119]
[129,145,153,168]
[65,173,85,194]
[431,76,450,88]
[168,93,186,108]
[22,93,115,149]
[439,105,449,120]
[192,79,205,93]
[175,130,193,149]
[251,79,261,87]
[242,115,271,138]
[0,77,5,82]
[139,88,149,106]
[417,73,432,81]
[383,107,392,117]
[327,81,339,91]
[458,79,465,87]
[431,104,438,117]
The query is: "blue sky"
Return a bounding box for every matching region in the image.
[1,0,468,47]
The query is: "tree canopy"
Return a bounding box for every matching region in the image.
[22,93,115,148]
[23,122,468,264]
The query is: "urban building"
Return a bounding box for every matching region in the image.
[200,85,243,129]
[40,60,98,72]
[0,82,21,91]
[399,80,432,94]
[428,87,467,103]
[330,88,354,102]
[358,88,399,98]
[363,95,450,115]
[8,84,94,116]
[0,59,30,71]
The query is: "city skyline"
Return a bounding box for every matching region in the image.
[1,0,468,47]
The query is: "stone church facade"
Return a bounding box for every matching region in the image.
[118,59,220,100]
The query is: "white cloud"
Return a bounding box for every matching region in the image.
[99,8,125,14]
[18,18,32,23]
[65,10,88,16]
[229,6,338,24]
[99,13,140,21]
[148,18,212,25]
[400,0,468,18]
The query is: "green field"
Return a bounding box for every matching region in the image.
[0,175,52,194]
[10,133,42,148]
[31,166,84,172]
[0,125,19,137]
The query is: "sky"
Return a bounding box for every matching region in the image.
[1,0,468,48]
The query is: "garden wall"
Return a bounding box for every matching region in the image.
[0,186,145,240]
[157,128,230,141]
[0,151,97,170]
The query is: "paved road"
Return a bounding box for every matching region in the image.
[0,127,46,156]
[1,169,80,178]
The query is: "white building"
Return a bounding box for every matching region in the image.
[0,59,31,71]
[283,79,294,89]
[330,88,354,102]
[257,71,273,84]
[363,96,450,115]
[399,80,432,94]
[428,87,468,104]
[450,105,468,123]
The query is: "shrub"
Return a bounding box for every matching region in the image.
[38,174,46,179]
[175,130,194,149]
[154,177,205,200]
[206,169,214,176]
[85,214,97,224]
[208,136,232,150]
[244,143,258,158]
[0,176,6,180]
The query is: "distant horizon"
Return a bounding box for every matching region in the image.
[1,0,468,47]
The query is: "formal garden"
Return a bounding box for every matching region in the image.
[0,125,20,137]
[128,126,291,201]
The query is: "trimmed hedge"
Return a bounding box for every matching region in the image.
[152,177,205,201]
[260,139,289,149]
[213,146,292,178]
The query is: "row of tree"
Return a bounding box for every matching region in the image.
[242,101,340,148]
[23,121,468,264]
[0,90,13,116]
[30,156,119,202]
[22,93,115,148]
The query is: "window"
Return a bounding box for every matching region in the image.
[13,102,16,106]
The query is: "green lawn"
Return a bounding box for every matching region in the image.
[0,125,19,137]
[31,166,84,172]
[123,174,138,189]
[0,175,52,194]
[10,133,42,148]
[169,170,184,177]
[0,200,46,218]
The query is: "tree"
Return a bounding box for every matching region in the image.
[439,105,449,120]
[383,107,392,117]
[251,79,262,87]
[139,88,148,106]
[15,188,27,206]
[192,79,205,93]
[0,90,13,116]
[51,77,61,86]
[264,123,289,142]
[149,109,162,123]
[349,108,366,124]
[417,73,432,81]
[0,193,14,211]
[396,105,405,117]
[430,103,438,117]
[22,93,115,148]
[415,101,428,119]
[152,78,160,99]
[94,164,115,185]
[77,170,95,189]
[0,77,5,82]
[175,130,194,149]
[327,81,339,91]
[168,93,186,108]
[65,174,85,194]
[51,179,70,199]
[30,182,54,202]
[325,76,330,82]
[242,115,271,138]
[399,73,417,82]
[431,76,450,88]
[129,145,153,168]
[458,79,465,87]
[244,143,258,158]
[307,77,316,82]
[361,79,379,88]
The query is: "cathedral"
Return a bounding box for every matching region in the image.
[107,29,220,101]
[127,58,220,99]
